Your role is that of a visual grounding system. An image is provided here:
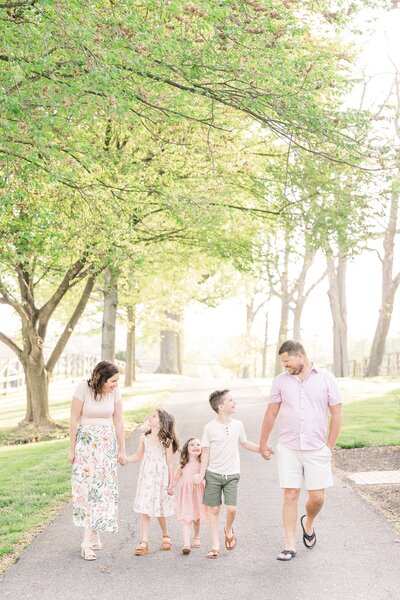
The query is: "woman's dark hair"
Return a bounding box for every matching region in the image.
[180,438,201,468]
[88,361,119,401]
[145,409,179,453]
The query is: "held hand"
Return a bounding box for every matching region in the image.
[193,474,204,485]
[167,485,174,496]
[118,452,128,466]
[260,445,274,461]
[69,451,75,464]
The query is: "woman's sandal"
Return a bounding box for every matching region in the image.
[90,531,103,550]
[134,541,150,556]
[191,537,201,548]
[160,535,172,551]
[206,549,219,559]
[276,549,297,561]
[80,544,96,561]
[182,546,191,555]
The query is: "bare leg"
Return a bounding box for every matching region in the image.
[182,522,191,548]
[303,489,324,545]
[208,506,220,550]
[82,527,93,546]
[141,513,151,542]
[156,516,169,537]
[278,488,300,557]
[192,518,201,546]
[225,505,237,538]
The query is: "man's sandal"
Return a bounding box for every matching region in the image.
[192,537,201,548]
[134,541,149,556]
[224,528,236,551]
[90,531,103,550]
[160,535,172,551]
[182,546,191,555]
[276,550,297,561]
[206,549,219,559]
[300,514,317,549]
[80,544,96,561]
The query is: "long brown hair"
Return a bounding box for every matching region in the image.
[180,438,201,468]
[145,409,179,453]
[88,361,119,401]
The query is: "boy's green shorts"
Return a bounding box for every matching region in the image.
[203,470,240,507]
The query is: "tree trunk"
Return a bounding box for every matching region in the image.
[125,305,136,386]
[275,248,290,376]
[365,192,400,376]
[101,267,118,361]
[327,254,349,377]
[155,313,182,374]
[365,286,396,376]
[21,352,50,426]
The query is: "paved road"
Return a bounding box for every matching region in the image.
[1,378,399,600]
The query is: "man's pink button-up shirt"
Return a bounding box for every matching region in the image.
[268,364,343,450]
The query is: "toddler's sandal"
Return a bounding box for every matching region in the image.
[182,546,191,555]
[206,549,219,559]
[192,537,201,548]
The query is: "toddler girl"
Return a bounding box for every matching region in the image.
[174,437,208,555]
[126,408,179,555]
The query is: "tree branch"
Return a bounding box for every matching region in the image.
[0,332,22,359]
[46,274,96,373]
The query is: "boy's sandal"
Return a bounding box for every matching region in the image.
[134,541,149,555]
[206,549,219,559]
[90,531,103,550]
[192,537,201,548]
[224,528,236,551]
[80,544,96,561]
[160,535,172,551]
[182,546,191,555]
[276,550,297,561]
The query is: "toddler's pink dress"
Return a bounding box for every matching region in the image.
[176,460,208,524]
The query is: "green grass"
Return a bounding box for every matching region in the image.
[337,389,400,448]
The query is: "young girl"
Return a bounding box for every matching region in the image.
[174,437,208,555]
[126,408,179,555]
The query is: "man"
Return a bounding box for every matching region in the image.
[259,340,343,561]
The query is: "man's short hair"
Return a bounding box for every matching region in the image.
[209,389,229,413]
[278,340,306,356]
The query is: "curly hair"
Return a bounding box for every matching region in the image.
[145,408,179,453]
[180,438,201,468]
[88,361,119,401]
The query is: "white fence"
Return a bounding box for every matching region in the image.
[0,354,125,395]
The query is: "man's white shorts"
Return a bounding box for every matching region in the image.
[277,443,333,490]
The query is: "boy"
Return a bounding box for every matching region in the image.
[193,389,261,558]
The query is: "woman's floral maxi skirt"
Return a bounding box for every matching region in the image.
[72,425,118,532]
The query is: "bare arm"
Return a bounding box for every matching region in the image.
[113,398,126,464]
[240,440,260,452]
[193,447,209,484]
[126,434,145,464]
[69,397,83,463]
[173,465,183,487]
[259,403,280,461]
[327,403,343,450]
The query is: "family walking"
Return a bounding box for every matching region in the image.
[69,340,343,562]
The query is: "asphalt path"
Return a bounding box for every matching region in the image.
[1,378,399,600]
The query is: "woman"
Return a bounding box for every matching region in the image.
[69,360,126,560]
